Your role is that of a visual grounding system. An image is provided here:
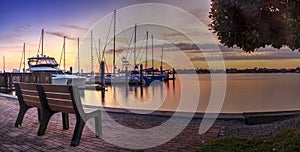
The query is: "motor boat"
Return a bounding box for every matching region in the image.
[27,55,86,87]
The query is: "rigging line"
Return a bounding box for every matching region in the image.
[102,55,109,73]
[92,36,100,64]
[124,28,135,60]
[37,32,42,56]
[59,40,64,68]
[59,48,64,68]
[116,27,135,70]
[95,39,102,67]
[95,40,103,73]
[19,47,24,71]
[93,39,100,72]
[101,14,114,61]
[127,44,134,67]
[109,26,134,70]
[117,14,130,45]
[136,32,147,64]
[126,27,137,66]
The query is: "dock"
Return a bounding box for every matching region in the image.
[0,72,52,93]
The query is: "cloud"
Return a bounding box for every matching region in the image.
[0,24,32,44]
[190,50,300,61]
[61,24,88,31]
[106,48,126,53]
[173,42,199,51]
[161,42,223,52]
[14,24,31,33]
[0,34,23,44]
[45,30,77,40]
[91,39,300,62]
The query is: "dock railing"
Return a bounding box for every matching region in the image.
[0,72,52,94]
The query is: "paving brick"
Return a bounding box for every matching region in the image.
[0,99,220,151]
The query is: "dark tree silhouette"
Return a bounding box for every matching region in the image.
[209,0,300,52]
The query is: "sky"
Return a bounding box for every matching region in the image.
[0,0,299,72]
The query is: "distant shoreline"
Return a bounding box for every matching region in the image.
[174,67,300,74]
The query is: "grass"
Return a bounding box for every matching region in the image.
[195,126,300,152]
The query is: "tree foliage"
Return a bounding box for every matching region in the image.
[209,0,300,52]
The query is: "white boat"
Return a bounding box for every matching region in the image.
[27,55,86,87]
[104,74,142,85]
[52,73,86,87]
[27,29,86,87]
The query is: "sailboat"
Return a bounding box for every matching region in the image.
[130,34,168,82]
[143,40,168,81]
[27,29,85,87]
[100,10,142,85]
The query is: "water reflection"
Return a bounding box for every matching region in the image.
[82,77,180,112]
[82,73,300,113]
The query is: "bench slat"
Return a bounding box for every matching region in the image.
[45,93,72,100]
[42,85,70,93]
[21,90,39,96]
[22,94,40,103]
[17,83,41,109]
[24,99,42,108]
[48,103,75,114]
[46,98,73,107]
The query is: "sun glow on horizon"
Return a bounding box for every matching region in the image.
[0,1,299,72]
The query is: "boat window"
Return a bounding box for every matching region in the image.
[28,57,58,66]
[38,59,47,64]
[50,59,58,64]
[28,59,38,66]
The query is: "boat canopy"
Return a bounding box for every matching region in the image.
[28,55,58,67]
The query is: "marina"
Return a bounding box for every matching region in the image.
[80,73,300,114]
[1,0,300,151]
[1,72,299,115]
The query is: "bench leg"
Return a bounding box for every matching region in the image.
[95,116,101,138]
[38,110,54,136]
[15,106,29,127]
[62,113,69,130]
[37,108,42,123]
[71,117,85,147]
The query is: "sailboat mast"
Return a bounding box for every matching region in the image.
[23,43,26,72]
[151,35,154,70]
[145,31,148,69]
[91,31,94,75]
[113,10,116,76]
[161,44,163,70]
[78,37,80,74]
[134,24,137,68]
[41,29,44,56]
[98,38,101,72]
[63,36,66,71]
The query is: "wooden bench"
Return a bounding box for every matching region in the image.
[14,83,69,131]
[14,83,42,127]
[36,84,102,146]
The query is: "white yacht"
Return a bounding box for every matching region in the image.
[27,29,85,87]
[27,55,86,87]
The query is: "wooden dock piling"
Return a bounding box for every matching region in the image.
[140,64,143,84]
[100,61,105,87]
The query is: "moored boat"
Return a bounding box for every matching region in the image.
[27,29,86,87]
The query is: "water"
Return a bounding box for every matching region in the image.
[82,73,300,113]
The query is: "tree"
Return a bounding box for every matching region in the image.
[209,0,300,52]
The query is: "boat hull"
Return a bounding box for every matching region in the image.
[52,74,86,88]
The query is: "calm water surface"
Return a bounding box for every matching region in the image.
[82,73,300,113]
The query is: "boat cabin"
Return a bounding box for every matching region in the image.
[27,55,63,73]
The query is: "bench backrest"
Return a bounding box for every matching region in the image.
[36,84,84,115]
[15,83,41,109]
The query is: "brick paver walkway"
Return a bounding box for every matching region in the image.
[0,98,220,152]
